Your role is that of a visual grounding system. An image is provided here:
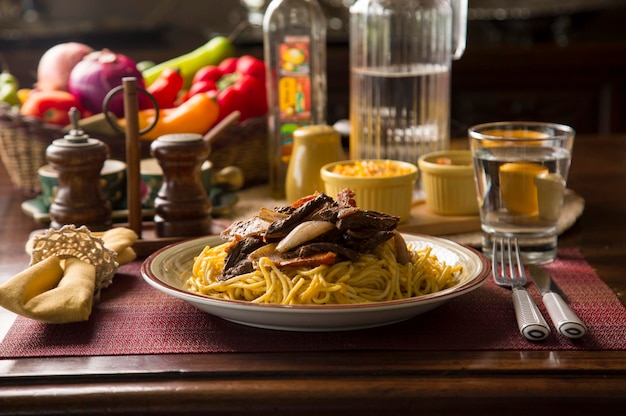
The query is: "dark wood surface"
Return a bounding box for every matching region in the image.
[1,134,625,415]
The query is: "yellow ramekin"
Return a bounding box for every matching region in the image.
[320,159,418,222]
[417,150,478,216]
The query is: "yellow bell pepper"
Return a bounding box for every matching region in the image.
[119,92,219,141]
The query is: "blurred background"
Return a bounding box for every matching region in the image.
[2,0,626,136]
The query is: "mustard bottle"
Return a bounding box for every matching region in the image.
[285,125,345,202]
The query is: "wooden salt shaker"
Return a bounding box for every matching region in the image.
[46,108,112,231]
[151,133,212,237]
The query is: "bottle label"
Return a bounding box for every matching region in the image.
[278,35,312,122]
[276,35,313,166]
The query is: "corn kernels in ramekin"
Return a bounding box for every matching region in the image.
[320,160,418,222]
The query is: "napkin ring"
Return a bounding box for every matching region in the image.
[29,225,118,299]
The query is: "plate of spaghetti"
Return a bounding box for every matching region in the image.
[141,191,491,331]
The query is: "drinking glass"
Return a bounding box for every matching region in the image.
[469,121,575,264]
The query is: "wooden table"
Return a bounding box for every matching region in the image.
[1,134,625,415]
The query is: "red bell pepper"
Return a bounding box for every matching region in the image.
[19,90,87,126]
[217,57,238,74]
[235,55,266,84]
[216,73,267,122]
[187,79,217,98]
[188,55,268,123]
[192,65,223,85]
[147,67,183,109]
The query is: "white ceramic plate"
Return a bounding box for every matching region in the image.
[141,234,491,332]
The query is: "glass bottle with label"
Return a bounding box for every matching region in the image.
[263,0,327,199]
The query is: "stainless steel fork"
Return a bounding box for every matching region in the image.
[492,236,550,341]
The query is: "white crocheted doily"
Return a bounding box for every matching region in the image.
[29,225,119,299]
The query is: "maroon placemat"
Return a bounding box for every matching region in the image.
[1,248,625,358]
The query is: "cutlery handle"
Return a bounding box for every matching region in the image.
[512,288,550,341]
[543,292,587,339]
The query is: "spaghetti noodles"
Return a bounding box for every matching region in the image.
[187,239,462,305]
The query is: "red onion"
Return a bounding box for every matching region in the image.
[36,42,94,91]
[68,49,150,117]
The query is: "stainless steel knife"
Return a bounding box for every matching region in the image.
[528,265,587,339]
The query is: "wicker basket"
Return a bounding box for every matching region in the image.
[0,104,62,197]
[208,116,269,188]
[0,102,269,196]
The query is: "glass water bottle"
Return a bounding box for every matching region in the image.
[349,0,467,169]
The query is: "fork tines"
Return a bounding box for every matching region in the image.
[492,237,525,284]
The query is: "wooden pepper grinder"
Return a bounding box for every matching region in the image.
[151,133,212,237]
[46,108,112,231]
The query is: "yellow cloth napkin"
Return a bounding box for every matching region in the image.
[0,226,138,324]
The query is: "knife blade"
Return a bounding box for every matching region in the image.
[528,265,587,339]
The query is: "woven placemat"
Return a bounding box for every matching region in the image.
[1,247,624,358]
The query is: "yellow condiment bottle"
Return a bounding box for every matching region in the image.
[499,162,548,215]
[285,125,345,202]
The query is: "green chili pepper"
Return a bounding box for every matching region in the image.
[142,36,235,89]
[0,70,19,106]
